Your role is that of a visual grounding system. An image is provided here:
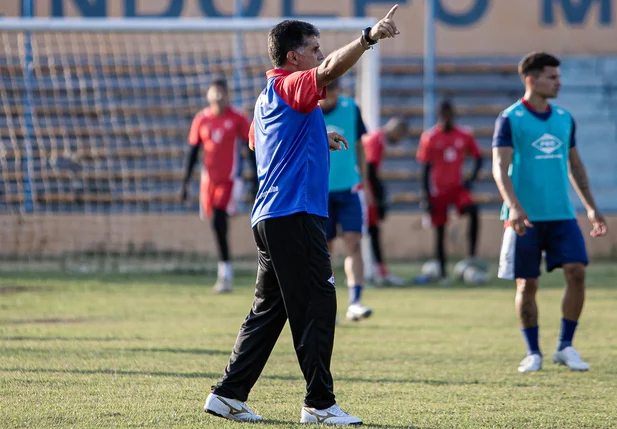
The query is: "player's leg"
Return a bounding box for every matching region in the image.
[211,181,235,293]
[544,219,590,370]
[435,225,447,280]
[457,196,479,258]
[456,191,488,274]
[430,194,449,281]
[367,204,386,283]
[269,214,338,410]
[325,192,338,273]
[498,223,543,372]
[367,203,403,286]
[339,190,372,321]
[206,225,286,423]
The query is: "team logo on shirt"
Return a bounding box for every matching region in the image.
[531,133,564,159]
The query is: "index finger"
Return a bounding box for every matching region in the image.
[385,4,398,19]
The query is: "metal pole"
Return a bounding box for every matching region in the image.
[423,0,436,131]
[22,0,35,213]
[233,0,246,108]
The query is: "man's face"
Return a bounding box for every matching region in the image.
[293,36,325,70]
[530,66,561,98]
[207,84,228,109]
[387,123,407,144]
[438,108,454,124]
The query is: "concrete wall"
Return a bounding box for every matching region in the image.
[2,0,617,56]
[1,212,616,260]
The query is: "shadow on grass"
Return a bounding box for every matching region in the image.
[0,285,47,294]
[0,318,89,325]
[0,367,221,379]
[125,347,229,355]
[1,336,134,342]
[1,343,229,356]
[0,367,481,389]
[262,374,484,387]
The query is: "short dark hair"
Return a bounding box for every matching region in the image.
[210,78,228,92]
[518,52,560,78]
[438,99,454,115]
[268,20,320,68]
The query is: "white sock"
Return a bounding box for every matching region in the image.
[218,261,233,280]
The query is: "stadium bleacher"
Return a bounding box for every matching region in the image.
[1,56,616,214]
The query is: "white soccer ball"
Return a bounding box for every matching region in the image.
[421,259,441,279]
[454,258,489,280]
[453,259,473,280]
[462,265,490,285]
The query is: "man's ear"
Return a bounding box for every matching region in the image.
[525,74,534,88]
[286,51,298,66]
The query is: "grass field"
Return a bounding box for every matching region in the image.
[1,262,617,428]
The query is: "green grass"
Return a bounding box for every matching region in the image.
[1,263,617,428]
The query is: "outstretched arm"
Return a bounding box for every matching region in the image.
[315,4,400,89]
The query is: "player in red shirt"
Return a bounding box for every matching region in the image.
[362,117,408,286]
[181,79,250,293]
[417,100,483,282]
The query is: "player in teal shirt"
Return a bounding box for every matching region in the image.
[320,80,373,322]
[493,52,607,373]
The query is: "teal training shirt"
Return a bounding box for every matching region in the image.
[493,100,576,221]
[323,95,362,192]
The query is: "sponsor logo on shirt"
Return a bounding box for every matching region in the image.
[256,185,279,200]
[532,133,564,159]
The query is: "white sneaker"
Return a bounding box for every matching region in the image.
[213,278,232,293]
[300,404,362,425]
[552,346,590,371]
[346,302,373,321]
[204,393,264,422]
[518,353,543,372]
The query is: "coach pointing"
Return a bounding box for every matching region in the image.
[204,5,400,425]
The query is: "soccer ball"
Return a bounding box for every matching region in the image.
[453,258,488,281]
[462,265,490,285]
[421,259,441,279]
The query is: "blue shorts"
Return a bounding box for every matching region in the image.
[498,219,588,280]
[325,189,363,241]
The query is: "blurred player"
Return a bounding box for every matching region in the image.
[204,6,401,425]
[417,100,483,283]
[320,80,373,321]
[492,52,607,373]
[361,117,408,286]
[181,78,250,293]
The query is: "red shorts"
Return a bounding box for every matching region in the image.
[200,174,236,219]
[430,187,474,227]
